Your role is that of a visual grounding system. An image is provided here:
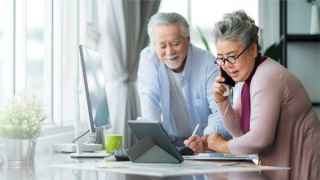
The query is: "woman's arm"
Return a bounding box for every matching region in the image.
[212,76,243,137]
[227,66,284,154]
[217,90,243,137]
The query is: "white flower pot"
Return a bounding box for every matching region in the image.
[3,139,36,168]
[0,143,6,168]
[310,4,320,34]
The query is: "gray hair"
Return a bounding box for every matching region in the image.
[147,12,190,46]
[212,10,260,51]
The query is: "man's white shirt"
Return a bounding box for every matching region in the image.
[138,44,231,139]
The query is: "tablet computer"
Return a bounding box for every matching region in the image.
[128,120,183,163]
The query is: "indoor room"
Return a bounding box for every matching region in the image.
[0,0,319,180]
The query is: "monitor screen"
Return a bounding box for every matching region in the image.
[79,45,110,133]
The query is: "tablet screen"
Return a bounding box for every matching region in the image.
[128,120,183,163]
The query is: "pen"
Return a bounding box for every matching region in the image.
[191,124,200,136]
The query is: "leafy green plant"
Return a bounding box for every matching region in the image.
[0,95,46,139]
[196,27,212,53]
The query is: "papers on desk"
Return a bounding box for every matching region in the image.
[183,153,259,164]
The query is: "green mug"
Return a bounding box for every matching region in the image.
[104,134,123,153]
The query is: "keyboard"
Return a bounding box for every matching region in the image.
[113,148,130,161]
[70,151,112,158]
[177,146,194,155]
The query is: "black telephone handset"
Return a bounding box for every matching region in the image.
[220,68,235,87]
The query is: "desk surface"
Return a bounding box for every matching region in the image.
[52,159,288,178]
[0,153,289,180]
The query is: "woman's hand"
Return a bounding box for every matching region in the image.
[207,133,230,153]
[213,76,228,103]
[184,135,208,153]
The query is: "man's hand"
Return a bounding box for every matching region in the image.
[184,135,208,153]
[207,133,230,153]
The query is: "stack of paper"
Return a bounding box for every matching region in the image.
[183,152,259,165]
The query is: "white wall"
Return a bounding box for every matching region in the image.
[286,0,320,114]
[287,43,320,103]
[287,0,312,34]
[260,0,320,116]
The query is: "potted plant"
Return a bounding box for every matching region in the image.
[0,95,45,167]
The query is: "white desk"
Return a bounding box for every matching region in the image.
[52,159,288,178]
[1,153,289,180]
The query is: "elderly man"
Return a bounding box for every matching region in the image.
[137,12,230,151]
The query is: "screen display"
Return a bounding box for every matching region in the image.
[79,45,110,132]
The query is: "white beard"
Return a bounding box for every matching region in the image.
[164,55,182,70]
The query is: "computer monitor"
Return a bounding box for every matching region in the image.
[53,45,110,153]
[79,45,110,142]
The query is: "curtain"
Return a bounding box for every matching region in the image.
[98,0,160,148]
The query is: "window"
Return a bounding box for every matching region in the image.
[0,0,54,126]
[0,0,55,125]
[0,0,14,108]
[0,0,85,130]
[159,0,259,54]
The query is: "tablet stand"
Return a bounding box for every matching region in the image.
[127,137,181,163]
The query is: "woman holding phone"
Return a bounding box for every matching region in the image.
[185,10,320,179]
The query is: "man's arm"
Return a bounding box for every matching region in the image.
[137,48,161,122]
[185,63,232,152]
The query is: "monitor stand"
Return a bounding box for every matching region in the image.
[53,128,104,153]
[88,127,104,145]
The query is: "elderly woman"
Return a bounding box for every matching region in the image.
[185,10,320,179]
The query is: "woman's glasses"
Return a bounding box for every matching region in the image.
[215,43,251,65]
